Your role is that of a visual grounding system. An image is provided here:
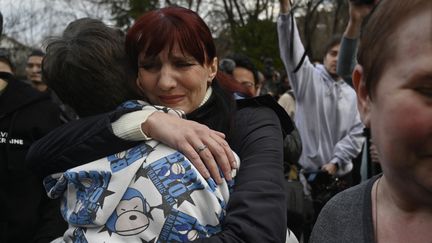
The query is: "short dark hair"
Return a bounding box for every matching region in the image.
[227,53,259,86]
[323,35,341,56]
[42,18,138,117]
[28,49,45,58]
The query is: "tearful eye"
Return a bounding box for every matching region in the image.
[138,58,161,71]
[175,62,194,68]
[139,63,157,70]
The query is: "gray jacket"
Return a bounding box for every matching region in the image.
[277,13,364,175]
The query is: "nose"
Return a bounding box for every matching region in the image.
[157,65,177,91]
[31,65,40,73]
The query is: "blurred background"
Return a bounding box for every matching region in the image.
[0,0,352,78]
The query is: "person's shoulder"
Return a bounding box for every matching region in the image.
[318,179,373,224]
[236,95,294,136]
[278,92,290,102]
[326,181,369,210]
[1,79,57,114]
[311,180,373,243]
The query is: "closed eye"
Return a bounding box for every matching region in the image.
[174,61,195,68]
[139,62,160,71]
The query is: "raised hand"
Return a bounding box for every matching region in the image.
[279,0,291,14]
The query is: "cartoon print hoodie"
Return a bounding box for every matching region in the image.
[44,100,239,243]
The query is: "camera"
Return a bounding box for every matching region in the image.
[350,0,375,5]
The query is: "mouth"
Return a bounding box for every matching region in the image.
[158,95,185,105]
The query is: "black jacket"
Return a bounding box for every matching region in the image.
[27,94,292,242]
[0,73,67,243]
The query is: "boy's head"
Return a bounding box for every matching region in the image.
[42,18,138,117]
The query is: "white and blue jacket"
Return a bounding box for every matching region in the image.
[44,101,238,243]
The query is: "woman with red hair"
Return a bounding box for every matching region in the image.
[122,7,291,242]
[29,6,294,242]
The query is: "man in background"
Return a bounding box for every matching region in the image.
[26,50,47,92]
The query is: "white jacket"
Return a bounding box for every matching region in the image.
[277,14,364,176]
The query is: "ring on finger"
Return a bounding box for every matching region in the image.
[196,144,208,153]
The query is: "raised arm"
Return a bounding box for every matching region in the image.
[277,0,317,100]
[337,1,376,85]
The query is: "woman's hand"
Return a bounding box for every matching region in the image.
[142,112,237,184]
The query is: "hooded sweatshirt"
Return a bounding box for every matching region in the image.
[277,14,365,176]
[0,73,67,243]
[44,100,239,243]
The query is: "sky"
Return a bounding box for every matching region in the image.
[0,0,306,48]
[0,0,113,47]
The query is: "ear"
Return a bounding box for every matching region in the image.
[135,76,145,94]
[207,57,218,83]
[353,64,372,127]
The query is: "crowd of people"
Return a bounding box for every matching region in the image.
[0,0,431,242]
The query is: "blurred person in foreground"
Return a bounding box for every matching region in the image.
[310,0,432,242]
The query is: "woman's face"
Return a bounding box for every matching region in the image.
[136,45,217,114]
[356,11,432,193]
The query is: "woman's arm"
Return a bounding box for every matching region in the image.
[27,101,236,182]
[196,105,287,242]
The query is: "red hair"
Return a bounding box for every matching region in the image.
[125,6,249,96]
[126,7,215,72]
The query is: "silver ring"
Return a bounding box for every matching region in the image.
[196,144,208,153]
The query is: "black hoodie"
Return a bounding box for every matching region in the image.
[0,72,67,243]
